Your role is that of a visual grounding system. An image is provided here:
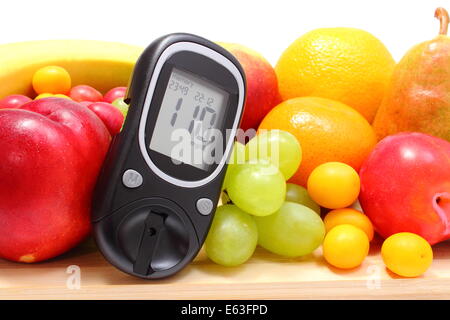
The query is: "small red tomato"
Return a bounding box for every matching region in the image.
[69,85,103,102]
[103,87,127,103]
[0,94,32,109]
[87,102,124,136]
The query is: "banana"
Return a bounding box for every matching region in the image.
[0,40,143,98]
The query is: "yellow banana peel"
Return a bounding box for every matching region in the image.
[0,40,143,98]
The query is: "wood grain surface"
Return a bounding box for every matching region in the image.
[1,237,450,300]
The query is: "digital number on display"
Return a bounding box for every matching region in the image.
[149,68,229,170]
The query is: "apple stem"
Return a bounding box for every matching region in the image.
[433,192,450,236]
[435,7,449,35]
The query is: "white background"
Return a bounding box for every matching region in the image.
[0,0,448,64]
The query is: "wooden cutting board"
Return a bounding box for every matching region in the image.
[1,237,450,300]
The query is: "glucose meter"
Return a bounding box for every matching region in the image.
[92,33,246,279]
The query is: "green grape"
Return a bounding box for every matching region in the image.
[112,97,129,117]
[222,142,246,191]
[227,160,286,216]
[246,129,302,180]
[255,201,325,257]
[285,183,321,215]
[228,141,247,165]
[205,204,258,267]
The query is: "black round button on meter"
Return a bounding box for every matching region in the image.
[92,33,246,279]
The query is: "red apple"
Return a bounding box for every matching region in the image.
[103,86,127,103]
[0,94,32,109]
[359,132,450,245]
[69,85,103,102]
[0,98,110,263]
[87,102,124,136]
[79,101,94,107]
[219,43,280,132]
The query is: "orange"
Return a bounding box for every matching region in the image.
[381,232,433,278]
[324,208,374,241]
[275,28,395,122]
[323,224,369,269]
[258,97,377,186]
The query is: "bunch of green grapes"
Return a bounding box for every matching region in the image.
[206,130,325,267]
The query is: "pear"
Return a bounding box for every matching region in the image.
[373,7,450,141]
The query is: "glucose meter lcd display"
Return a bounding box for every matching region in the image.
[149,68,229,170]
